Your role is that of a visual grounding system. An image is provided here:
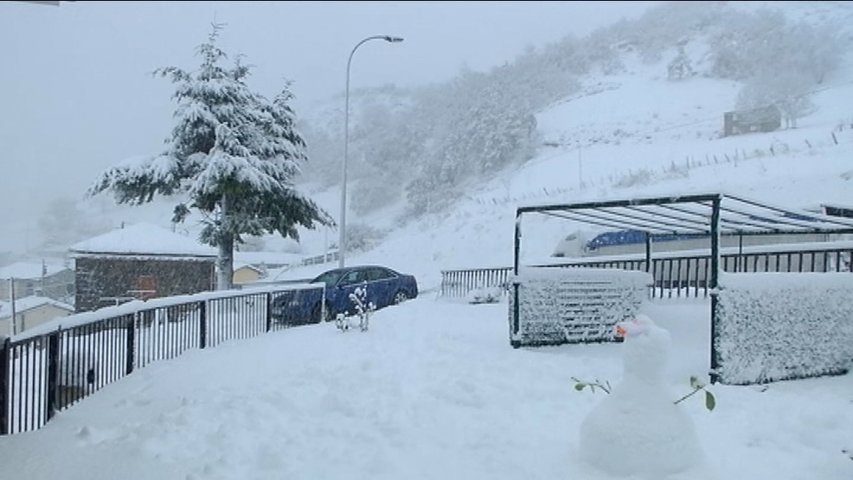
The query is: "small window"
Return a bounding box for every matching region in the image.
[368,268,395,281]
[339,271,363,286]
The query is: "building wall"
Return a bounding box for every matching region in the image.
[233,267,261,285]
[0,304,72,336]
[0,270,75,303]
[74,257,215,313]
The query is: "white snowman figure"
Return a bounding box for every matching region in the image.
[578,314,706,477]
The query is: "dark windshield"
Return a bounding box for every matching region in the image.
[311,270,345,287]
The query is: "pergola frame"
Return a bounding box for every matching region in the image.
[512,192,853,382]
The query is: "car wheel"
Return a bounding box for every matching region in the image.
[393,290,408,305]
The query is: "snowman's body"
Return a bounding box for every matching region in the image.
[579,315,704,476]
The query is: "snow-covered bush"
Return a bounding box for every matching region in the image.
[508,268,652,347]
[667,45,695,81]
[336,286,374,332]
[715,272,853,385]
[467,286,504,304]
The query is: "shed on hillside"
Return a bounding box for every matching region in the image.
[69,223,216,312]
[723,105,781,137]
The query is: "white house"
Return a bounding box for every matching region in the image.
[0,296,74,337]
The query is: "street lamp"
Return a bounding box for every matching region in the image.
[339,35,404,268]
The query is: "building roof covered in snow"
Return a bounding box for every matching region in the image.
[70,223,216,259]
[0,296,74,319]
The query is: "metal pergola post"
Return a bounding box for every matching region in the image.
[512,211,522,340]
[709,195,722,384]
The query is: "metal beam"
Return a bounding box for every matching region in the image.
[541,210,674,234]
[589,206,708,233]
[517,193,722,215]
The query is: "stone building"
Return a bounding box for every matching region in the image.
[70,223,216,312]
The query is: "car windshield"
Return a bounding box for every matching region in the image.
[310,270,345,287]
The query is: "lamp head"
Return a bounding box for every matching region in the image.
[384,36,404,43]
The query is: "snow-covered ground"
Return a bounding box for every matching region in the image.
[1,297,850,480]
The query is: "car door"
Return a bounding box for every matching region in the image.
[333,269,368,315]
[365,267,397,308]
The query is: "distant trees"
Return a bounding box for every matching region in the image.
[737,71,815,129]
[713,8,839,129]
[89,25,332,289]
[667,45,694,81]
[708,9,839,84]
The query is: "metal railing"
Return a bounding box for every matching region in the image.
[1,284,323,435]
[440,244,853,300]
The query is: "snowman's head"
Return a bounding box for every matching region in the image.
[615,314,655,338]
[617,314,671,382]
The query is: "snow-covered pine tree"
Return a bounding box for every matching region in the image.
[88,24,332,289]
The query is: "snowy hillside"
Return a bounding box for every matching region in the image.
[280,47,853,289]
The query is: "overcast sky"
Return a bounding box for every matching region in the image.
[0,1,657,254]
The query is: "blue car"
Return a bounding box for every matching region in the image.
[271,265,418,326]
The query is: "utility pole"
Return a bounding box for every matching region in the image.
[9,277,17,336]
[41,258,47,296]
[578,145,584,190]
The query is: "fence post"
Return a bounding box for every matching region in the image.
[125,314,135,376]
[45,330,60,421]
[199,301,207,349]
[265,293,272,332]
[0,337,9,435]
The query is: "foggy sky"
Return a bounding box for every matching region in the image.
[0,1,656,253]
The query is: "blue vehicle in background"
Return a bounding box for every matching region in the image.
[271,265,418,326]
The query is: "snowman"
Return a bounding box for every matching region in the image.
[578,314,706,477]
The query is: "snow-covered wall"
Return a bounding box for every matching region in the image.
[715,272,853,385]
[509,268,652,347]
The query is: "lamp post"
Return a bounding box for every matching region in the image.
[339,35,403,269]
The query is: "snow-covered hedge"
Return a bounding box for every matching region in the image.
[509,268,652,347]
[715,272,853,385]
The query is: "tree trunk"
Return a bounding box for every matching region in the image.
[216,193,234,290]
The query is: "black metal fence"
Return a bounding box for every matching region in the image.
[0,284,324,435]
[440,245,853,300]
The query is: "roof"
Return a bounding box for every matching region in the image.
[0,296,74,319]
[234,263,265,274]
[518,192,853,237]
[0,261,69,280]
[70,223,216,258]
[233,251,302,266]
